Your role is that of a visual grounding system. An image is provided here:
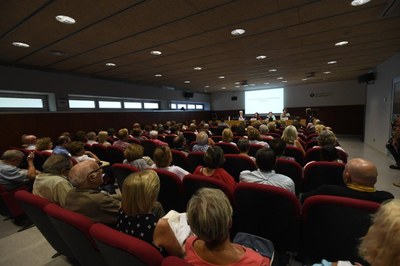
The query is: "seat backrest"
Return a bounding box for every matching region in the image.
[14,190,75,259]
[153,169,186,212]
[337,148,348,163]
[183,131,197,144]
[92,144,110,162]
[304,146,321,163]
[171,149,188,171]
[301,195,380,264]
[164,134,178,147]
[140,140,158,159]
[162,256,192,266]
[303,161,346,193]
[0,184,28,218]
[222,154,256,182]
[284,146,305,166]
[215,142,240,154]
[210,135,222,143]
[248,144,264,157]
[306,133,319,142]
[44,203,107,266]
[186,152,205,173]
[112,163,140,190]
[266,132,281,138]
[90,223,163,266]
[275,158,303,195]
[233,182,301,252]
[183,174,234,205]
[305,140,319,151]
[127,137,141,145]
[107,146,125,165]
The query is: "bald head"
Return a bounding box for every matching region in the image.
[344,158,377,187]
[68,160,100,188]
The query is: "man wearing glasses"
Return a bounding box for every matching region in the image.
[64,160,120,225]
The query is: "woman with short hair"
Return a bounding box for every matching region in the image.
[281,125,305,155]
[123,143,154,170]
[152,146,188,180]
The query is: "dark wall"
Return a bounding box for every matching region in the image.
[212,105,365,135]
[0,111,210,154]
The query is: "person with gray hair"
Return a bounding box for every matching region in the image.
[185,188,270,265]
[32,154,73,207]
[0,149,37,190]
[192,131,210,152]
[149,130,168,146]
[64,160,120,225]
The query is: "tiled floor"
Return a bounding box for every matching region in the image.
[0,136,398,266]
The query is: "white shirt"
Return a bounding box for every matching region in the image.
[152,165,189,180]
[239,169,295,193]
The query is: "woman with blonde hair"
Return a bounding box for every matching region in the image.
[117,170,183,257]
[97,131,111,146]
[123,143,154,170]
[185,188,270,265]
[220,128,237,146]
[152,145,188,180]
[281,125,305,155]
[36,137,53,152]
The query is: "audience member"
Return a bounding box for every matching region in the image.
[53,135,71,156]
[86,131,98,145]
[317,130,345,152]
[33,154,73,207]
[149,130,168,146]
[21,134,37,150]
[117,170,183,257]
[113,128,130,149]
[64,160,121,225]
[152,146,189,180]
[269,138,295,161]
[0,150,37,190]
[320,145,343,163]
[220,128,236,146]
[35,137,53,152]
[185,188,270,265]
[237,138,255,161]
[68,141,101,164]
[259,124,273,141]
[301,158,394,203]
[240,147,295,193]
[123,143,154,170]
[74,130,87,142]
[193,146,236,192]
[97,130,111,146]
[192,131,210,152]
[281,125,305,155]
[247,127,269,147]
[172,134,189,155]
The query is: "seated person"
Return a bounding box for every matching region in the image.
[185,188,270,265]
[64,160,121,225]
[149,130,168,146]
[247,127,269,147]
[192,131,210,152]
[281,125,305,155]
[259,124,274,141]
[53,135,71,156]
[301,158,394,203]
[97,130,111,146]
[266,111,276,121]
[21,134,37,150]
[280,108,290,121]
[240,147,295,194]
[33,154,73,207]
[172,134,189,155]
[0,150,37,190]
[193,146,236,192]
[220,128,237,146]
[152,146,188,180]
[237,138,255,162]
[317,130,345,152]
[68,141,101,164]
[113,128,130,149]
[86,131,98,145]
[269,138,295,161]
[35,137,53,152]
[238,110,245,121]
[320,145,343,163]
[117,170,183,257]
[123,143,154,170]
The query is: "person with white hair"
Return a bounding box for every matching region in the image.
[149,130,168,146]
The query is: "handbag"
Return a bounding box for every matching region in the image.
[233,232,275,258]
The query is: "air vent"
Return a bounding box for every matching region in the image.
[381,0,400,17]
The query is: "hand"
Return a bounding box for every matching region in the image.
[27,152,35,162]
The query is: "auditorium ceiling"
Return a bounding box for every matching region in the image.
[0,0,399,93]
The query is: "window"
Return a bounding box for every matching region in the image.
[69,99,95,109]
[170,103,177,109]
[177,104,186,110]
[196,104,204,110]
[143,102,159,109]
[124,101,142,109]
[99,101,121,109]
[187,104,196,110]
[0,97,43,108]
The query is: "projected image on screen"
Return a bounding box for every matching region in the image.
[245,88,284,115]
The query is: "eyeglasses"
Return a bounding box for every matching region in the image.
[86,167,103,179]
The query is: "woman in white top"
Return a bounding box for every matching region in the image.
[219,128,237,146]
[152,146,189,180]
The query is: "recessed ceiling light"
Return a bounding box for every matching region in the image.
[105,62,116,67]
[269,69,277,72]
[264,82,270,85]
[277,77,283,80]
[12,42,30,48]
[231,29,245,36]
[243,84,249,87]
[235,85,240,88]
[282,80,288,83]
[327,60,337,64]
[256,55,266,60]
[204,85,210,88]
[250,84,256,86]
[218,76,225,79]
[193,67,202,70]
[351,0,371,6]
[221,87,226,90]
[55,15,76,24]
[323,71,331,74]
[155,74,162,77]
[150,50,162,55]
[235,82,240,85]
[50,50,67,56]
[335,41,349,46]
[184,81,191,84]
[302,78,308,81]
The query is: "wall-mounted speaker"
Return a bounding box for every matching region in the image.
[231,96,238,101]
[357,72,375,84]
[183,92,194,98]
